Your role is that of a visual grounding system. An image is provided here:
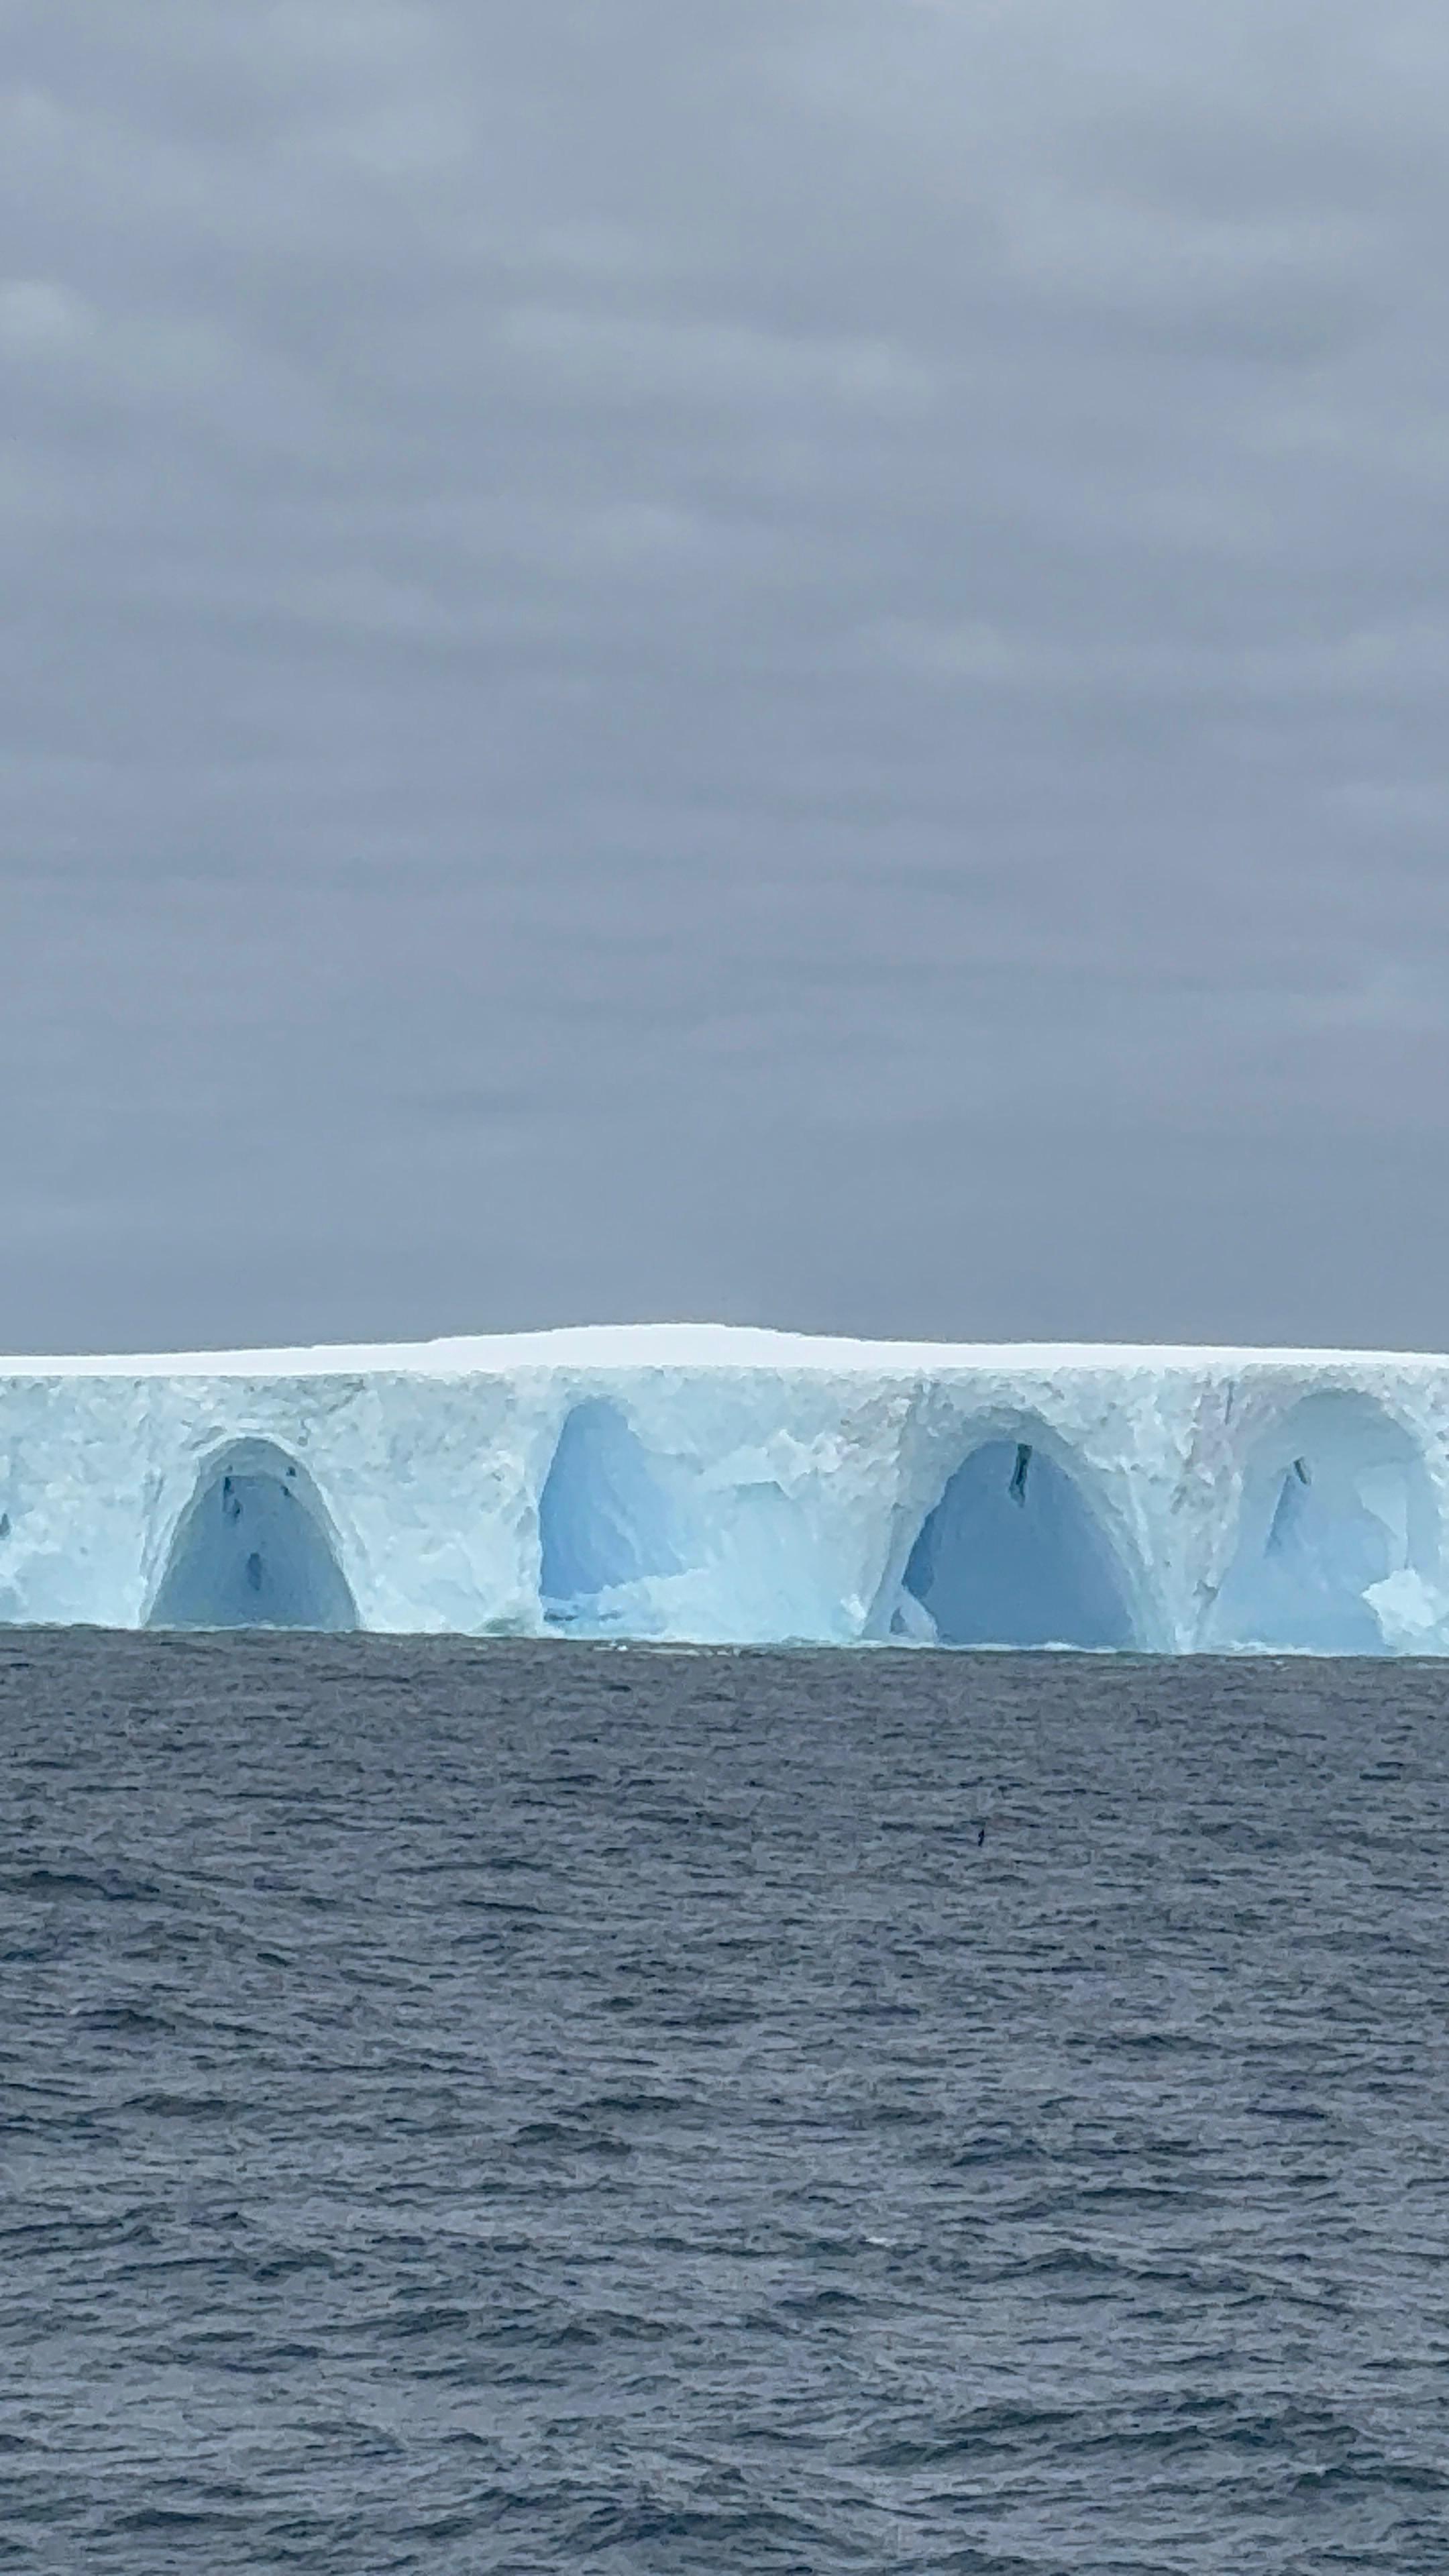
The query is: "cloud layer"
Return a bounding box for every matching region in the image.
[5,0,1449,1349]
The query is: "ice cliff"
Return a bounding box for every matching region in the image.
[2,1323,1449,1653]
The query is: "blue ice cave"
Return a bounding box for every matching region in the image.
[149,1439,358,1631]
[899,1434,1137,1648]
[538,1399,682,1631]
[1208,1391,1436,1654]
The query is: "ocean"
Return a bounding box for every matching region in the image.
[2,1633,1446,2572]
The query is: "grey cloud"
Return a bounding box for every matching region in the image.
[3,0,1449,1352]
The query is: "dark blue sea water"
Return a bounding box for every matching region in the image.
[3,1635,1448,2573]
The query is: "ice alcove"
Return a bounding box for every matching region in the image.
[898,1434,1137,1648]
[149,1440,358,1631]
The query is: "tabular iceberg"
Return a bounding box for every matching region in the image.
[2,1324,1448,1654]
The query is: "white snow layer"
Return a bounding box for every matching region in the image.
[4,1324,1449,1651]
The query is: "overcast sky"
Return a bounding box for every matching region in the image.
[5,1,1449,1352]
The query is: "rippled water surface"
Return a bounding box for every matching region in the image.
[3,1633,1448,2572]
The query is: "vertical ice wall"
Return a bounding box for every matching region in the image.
[0,1326,1446,1650]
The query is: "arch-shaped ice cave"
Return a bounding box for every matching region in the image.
[1207,1391,1439,1654]
[148,1440,358,1632]
[538,1399,682,1633]
[896,1434,1138,1649]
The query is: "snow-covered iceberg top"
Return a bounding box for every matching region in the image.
[3,1324,1448,1654]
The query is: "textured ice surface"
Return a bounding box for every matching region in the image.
[3,1323,1449,1651]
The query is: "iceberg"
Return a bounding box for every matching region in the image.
[1,1323,1448,1652]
